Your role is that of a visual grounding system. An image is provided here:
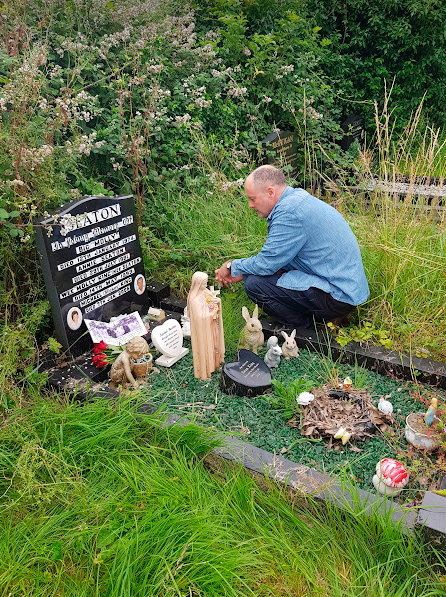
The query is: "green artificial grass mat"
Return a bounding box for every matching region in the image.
[145,343,442,495]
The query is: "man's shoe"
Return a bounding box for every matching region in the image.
[330,315,351,328]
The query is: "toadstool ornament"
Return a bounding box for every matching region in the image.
[378,396,393,415]
[296,391,315,406]
[372,458,409,497]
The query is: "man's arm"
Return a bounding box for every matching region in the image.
[231,210,305,277]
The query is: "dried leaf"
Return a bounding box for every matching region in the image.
[301,426,316,436]
[298,384,393,446]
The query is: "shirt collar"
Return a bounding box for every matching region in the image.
[267,186,293,221]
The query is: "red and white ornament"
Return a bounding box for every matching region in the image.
[372,458,409,497]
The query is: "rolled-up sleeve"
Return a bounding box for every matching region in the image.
[231,209,305,277]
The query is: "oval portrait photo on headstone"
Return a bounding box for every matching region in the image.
[134,274,146,295]
[67,306,83,330]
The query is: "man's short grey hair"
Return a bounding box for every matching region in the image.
[249,165,286,187]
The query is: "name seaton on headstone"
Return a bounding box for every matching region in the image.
[36,195,149,356]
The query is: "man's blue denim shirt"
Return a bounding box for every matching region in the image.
[231,186,369,306]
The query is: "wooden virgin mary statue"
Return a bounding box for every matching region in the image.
[187,271,225,380]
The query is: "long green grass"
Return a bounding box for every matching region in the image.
[0,397,444,596]
[142,135,264,294]
[349,204,446,359]
[335,98,446,359]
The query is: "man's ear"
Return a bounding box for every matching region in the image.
[267,185,275,197]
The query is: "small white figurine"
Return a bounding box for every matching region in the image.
[296,391,315,406]
[240,305,264,354]
[264,344,282,368]
[334,427,352,445]
[181,306,191,338]
[378,396,393,415]
[281,329,299,359]
[372,458,409,497]
[266,335,279,350]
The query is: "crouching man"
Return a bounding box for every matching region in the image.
[215,165,369,329]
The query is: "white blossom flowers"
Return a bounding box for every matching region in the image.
[174,113,192,125]
[227,85,247,98]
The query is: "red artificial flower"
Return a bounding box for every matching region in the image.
[92,340,108,355]
[92,352,108,368]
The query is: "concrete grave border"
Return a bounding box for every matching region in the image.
[260,319,446,389]
[162,414,446,541]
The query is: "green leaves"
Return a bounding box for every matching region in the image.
[0,208,23,238]
[0,208,20,220]
[330,321,393,349]
[47,337,63,354]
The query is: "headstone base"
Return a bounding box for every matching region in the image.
[39,351,119,400]
[155,347,189,368]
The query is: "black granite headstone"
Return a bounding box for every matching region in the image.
[146,280,171,307]
[35,195,149,355]
[221,349,272,397]
[340,114,363,151]
[261,130,299,176]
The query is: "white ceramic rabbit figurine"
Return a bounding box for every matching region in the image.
[281,329,299,359]
[264,344,282,368]
[266,335,278,350]
[240,305,264,354]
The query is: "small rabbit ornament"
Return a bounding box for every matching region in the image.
[240,305,264,353]
[266,335,279,350]
[281,330,299,359]
[264,344,282,368]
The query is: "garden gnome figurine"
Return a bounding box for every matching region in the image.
[424,397,438,427]
[187,271,225,380]
[109,336,152,389]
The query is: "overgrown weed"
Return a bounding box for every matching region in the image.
[322,95,446,360]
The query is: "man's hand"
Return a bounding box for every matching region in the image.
[215,261,244,287]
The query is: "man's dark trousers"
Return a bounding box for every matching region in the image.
[244,273,354,329]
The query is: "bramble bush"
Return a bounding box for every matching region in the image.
[0,0,344,322]
[1,0,446,379]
